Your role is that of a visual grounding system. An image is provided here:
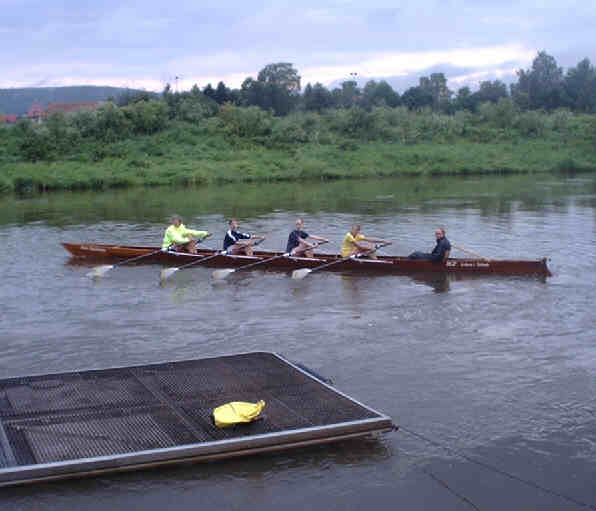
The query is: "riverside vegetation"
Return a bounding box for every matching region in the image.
[2,53,596,195]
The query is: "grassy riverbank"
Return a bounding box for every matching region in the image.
[1,106,596,195]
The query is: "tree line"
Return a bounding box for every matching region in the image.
[153,52,595,116]
[2,51,595,164]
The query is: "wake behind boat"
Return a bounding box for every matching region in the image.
[62,242,552,276]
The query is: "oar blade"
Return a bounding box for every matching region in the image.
[291,268,312,280]
[87,265,114,279]
[160,267,179,283]
[212,269,236,280]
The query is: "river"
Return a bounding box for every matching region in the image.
[1,173,595,510]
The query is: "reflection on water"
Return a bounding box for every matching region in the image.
[2,173,595,227]
[410,273,451,293]
[1,172,595,511]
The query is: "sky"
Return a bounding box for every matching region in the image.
[2,0,595,93]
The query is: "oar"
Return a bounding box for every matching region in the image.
[213,240,329,281]
[291,242,391,280]
[160,250,227,283]
[87,248,164,279]
[451,243,489,261]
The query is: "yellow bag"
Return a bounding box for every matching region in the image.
[213,400,266,428]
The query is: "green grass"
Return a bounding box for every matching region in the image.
[1,110,595,195]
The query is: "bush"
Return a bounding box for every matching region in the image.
[16,121,53,161]
[217,104,273,138]
[270,118,309,144]
[548,108,572,132]
[515,111,545,137]
[123,100,168,135]
[477,98,517,129]
[94,103,132,142]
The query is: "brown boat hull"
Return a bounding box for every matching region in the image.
[61,243,552,276]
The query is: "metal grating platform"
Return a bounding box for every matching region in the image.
[0,352,394,487]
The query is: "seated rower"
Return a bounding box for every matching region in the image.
[223,219,265,256]
[408,227,451,262]
[286,218,328,257]
[162,215,211,254]
[341,224,391,260]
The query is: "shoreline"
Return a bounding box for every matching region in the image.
[2,137,595,196]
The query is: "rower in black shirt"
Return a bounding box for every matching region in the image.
[286,218,328,258]
[223,219,265,256]
[408,227,451,262]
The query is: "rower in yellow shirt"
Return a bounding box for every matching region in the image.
[162,215,211,254]
[341,224,391,259]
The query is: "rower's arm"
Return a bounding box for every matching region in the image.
[363,237,391,245]
[186,229,210,240]
[309,234,329,242]
[353,240,371,252]
[298,238,315,248]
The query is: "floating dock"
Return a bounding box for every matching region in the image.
[0,352,394,487]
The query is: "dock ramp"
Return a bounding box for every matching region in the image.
[0,352,394,487]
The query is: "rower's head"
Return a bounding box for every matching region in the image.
[171,215,182,227]
[435,227,446,240]
[229,218,239,231]
[351,224,361,236]
[295,218,304,230]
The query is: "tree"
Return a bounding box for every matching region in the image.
[302,82,333,112]
[331,80,361,108]
[564,58,596,112]
[360,80,400,110]
[454,86,475,111]
[214,81,231,105]
[419,73,452,111]
[474,80,508,104]
[257,62,301,93]
[203,83,216,101]
[512,51,564,110]
[402,86,433,110]
[240,77,268,109]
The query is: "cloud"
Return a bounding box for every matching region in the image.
[1,1,594,91]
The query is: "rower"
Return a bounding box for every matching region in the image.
[286,218,328,258]
[408,227,451,262]
[162,215,211,254]
[340,224,391,260]
[223,219,265,256]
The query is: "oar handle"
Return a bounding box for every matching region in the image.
[308,241,390,274]
[290,239,329,256]
[222,240,330,273]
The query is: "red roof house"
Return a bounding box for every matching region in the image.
[2,114,18,124]
[26,103,44,123]
[43,102,101,117]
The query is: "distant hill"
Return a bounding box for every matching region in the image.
[0,86,159,116]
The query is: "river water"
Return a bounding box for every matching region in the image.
[1,174,595,510]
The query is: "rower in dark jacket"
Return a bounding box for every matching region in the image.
[223,219,265,256]
[408,227,451,262]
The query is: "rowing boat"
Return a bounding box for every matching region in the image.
[62,243,552,276]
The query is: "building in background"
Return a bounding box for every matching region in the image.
[43,102,101,118]
[26,103,44,123]
[1,113,18,124]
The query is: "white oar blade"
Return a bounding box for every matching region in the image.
[160,267,179,283]
[87,265,114,279]
[291,268,312,280]
[212,269,236,280]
